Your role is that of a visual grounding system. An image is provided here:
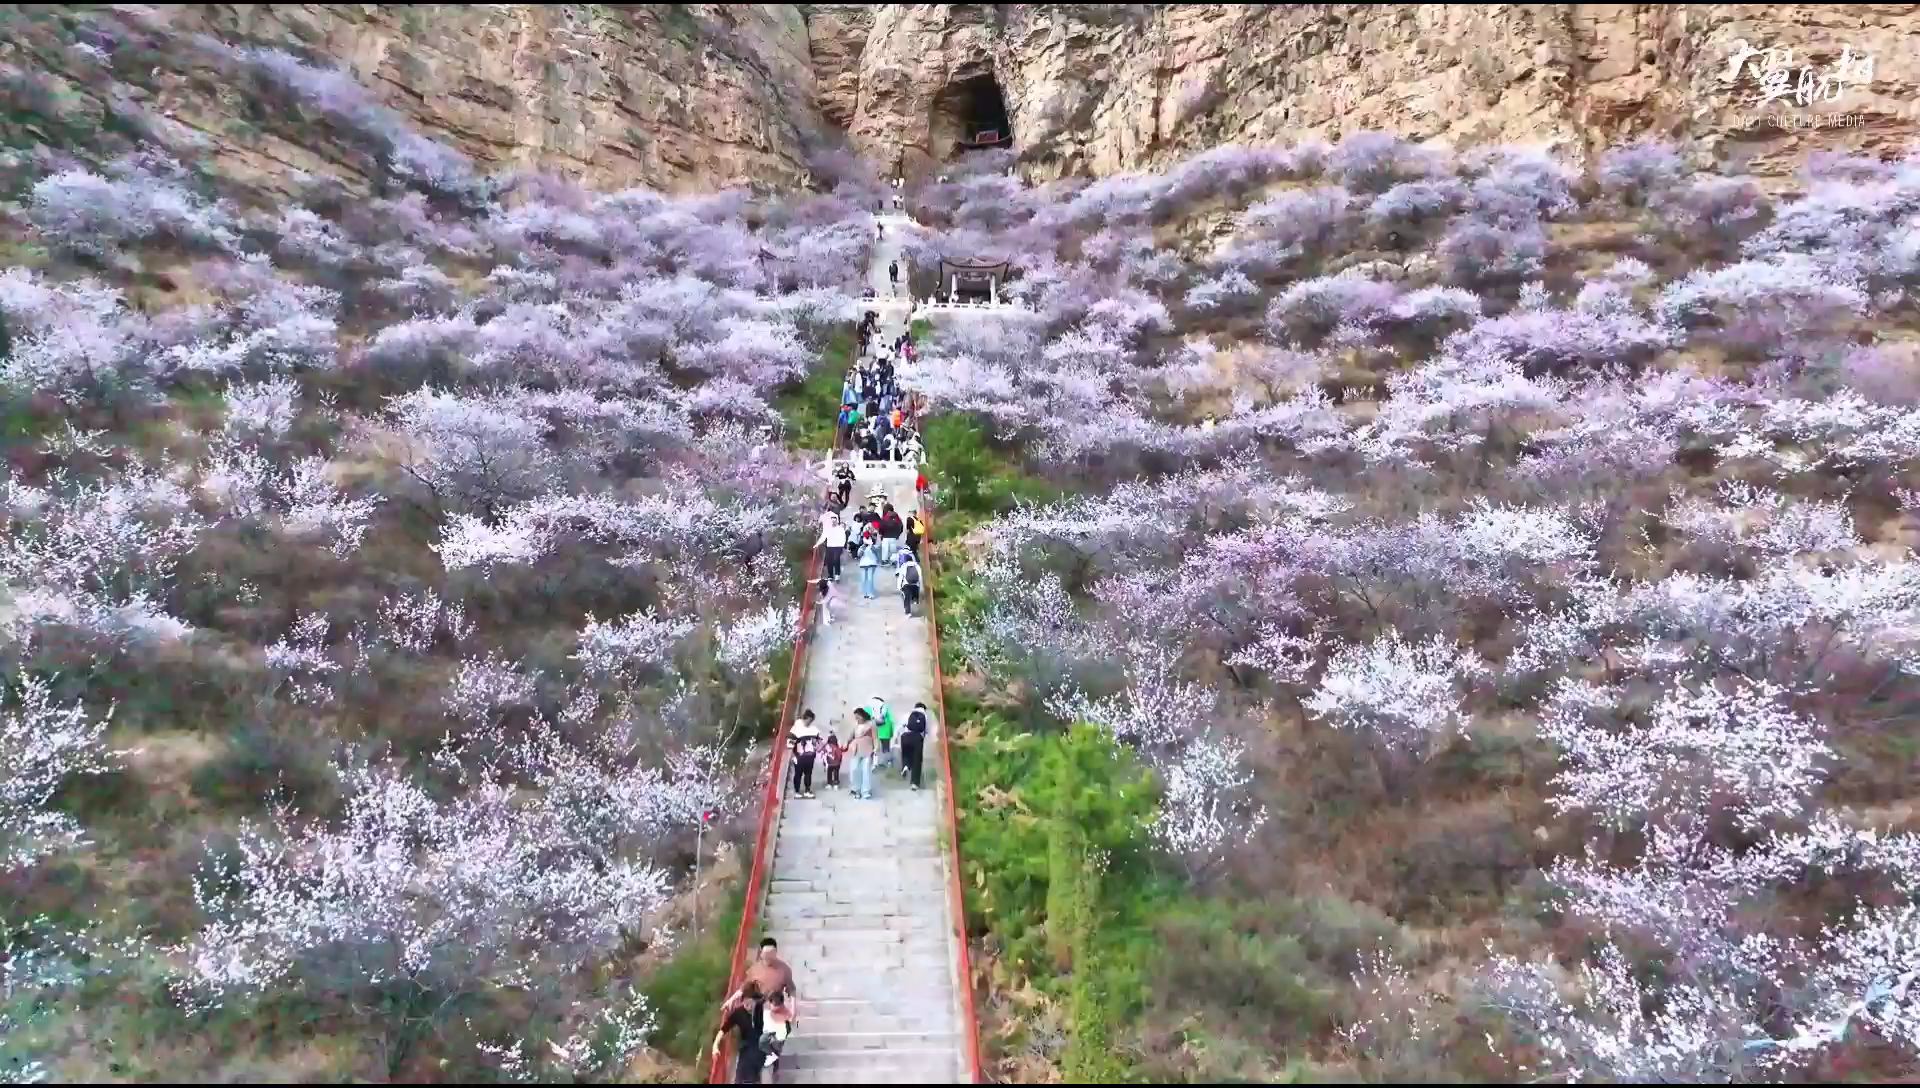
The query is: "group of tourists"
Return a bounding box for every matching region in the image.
[846,313,926,465]
[714,238,951,1085]
[714,939,797,1084]
[786,699,937,800]
[711,698,941,1083]
[813,492,925,613]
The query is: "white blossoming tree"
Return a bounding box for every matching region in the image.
[1303,631,1486,791]
[0,676,120,870]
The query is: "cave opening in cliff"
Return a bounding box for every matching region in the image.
[941,73,1013,155]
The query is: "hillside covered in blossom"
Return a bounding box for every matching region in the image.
[901,141,1920,1081]
[3,5,1920,1086]
[1,9,878,1082]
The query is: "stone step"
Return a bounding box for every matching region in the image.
[784,1029,961,1053]
[770,863,945,875]
[765,893,950,910]
[772,839,942,850]
[780,937,948,952]
[766,898,952,914]
[780,1048,959,1070]
[802,982,956,1002]
[784,958,952,977]
[799,996,950,1014]
[775,1059,960,1082]
[776,953,953,973]
[767,883,945,898]
[768,879,930,892]
[763,913,940,932]
[783,1062,962,1086]
[767,932,950,951]
[793,1012,958,1035]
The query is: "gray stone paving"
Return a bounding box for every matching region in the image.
[755,216,969,1084]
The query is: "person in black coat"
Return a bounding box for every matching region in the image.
[712,982,766,1085]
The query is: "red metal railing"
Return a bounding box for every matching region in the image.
[708,456,833,1083]
[713,308,984,1083]
[708,546,821,1083]
[920,499,988,1083]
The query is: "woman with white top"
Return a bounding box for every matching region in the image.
[814,511,848,580]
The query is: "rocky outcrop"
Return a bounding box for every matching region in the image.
[167,3,824,194]
[825,4,1920,186]
[1582,5,1920,180]
[807,3,874,131]
[6,4,1915,197]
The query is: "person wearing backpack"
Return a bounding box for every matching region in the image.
[904,510,924,560]
[836,402,857,448]
[900,701,933,790]
[896,549,923,617]
[711,980,765,1084]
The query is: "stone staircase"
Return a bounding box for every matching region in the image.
[760,782,966,1084]
[736,220,971,1083]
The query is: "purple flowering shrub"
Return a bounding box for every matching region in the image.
[1329,132,1444,194]
[1437,217,1547,287]
[1655,255,1868,358]
[27,152,239,259]
[1596,139,1692,208]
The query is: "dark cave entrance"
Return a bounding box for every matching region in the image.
[936,73,1013,157]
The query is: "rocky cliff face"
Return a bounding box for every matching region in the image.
[826,4,1920,186]
[6,4,1913,197]
[1,4,826,199]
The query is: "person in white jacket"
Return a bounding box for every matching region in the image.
[814,512,848,580]
[789,710,821,798]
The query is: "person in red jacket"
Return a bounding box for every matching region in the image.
[915,469,929,499]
